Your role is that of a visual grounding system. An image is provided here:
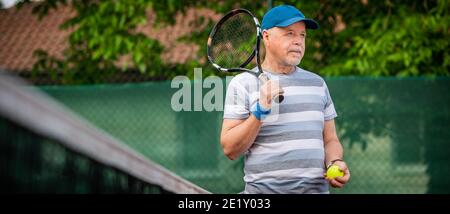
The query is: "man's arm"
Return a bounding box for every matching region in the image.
[220,117,261,160]
[324,119,343,165]
[323,119,350,188]
[221,80,283,160]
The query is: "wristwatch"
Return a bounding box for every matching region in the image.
[327,158,343,169]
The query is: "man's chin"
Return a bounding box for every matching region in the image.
[286,59,302,66]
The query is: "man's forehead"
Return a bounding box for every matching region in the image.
[282,22,306,31]
[265,22,307,34]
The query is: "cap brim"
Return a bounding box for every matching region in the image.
[276,17,319,30]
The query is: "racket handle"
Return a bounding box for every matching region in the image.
[259,73,284,104]
[274,94,284,104]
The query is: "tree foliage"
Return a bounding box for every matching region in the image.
[18,0,450,83]
[307,0,450,77]
[19,0,165,83]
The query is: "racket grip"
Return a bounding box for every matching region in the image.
[259,73,284,104]
[274,94,284,103]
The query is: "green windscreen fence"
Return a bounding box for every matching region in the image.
[38,77,450,194]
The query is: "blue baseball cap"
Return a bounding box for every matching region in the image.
[261,5,319,30]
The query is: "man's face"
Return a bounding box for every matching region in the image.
[263,21,306,66]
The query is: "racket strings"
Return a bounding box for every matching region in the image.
[210,13,257,69]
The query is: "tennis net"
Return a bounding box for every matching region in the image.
[0,71,210,194]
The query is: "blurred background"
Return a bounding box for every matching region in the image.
[0,0,449,193]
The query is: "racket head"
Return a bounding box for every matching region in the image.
[207,9,261,74]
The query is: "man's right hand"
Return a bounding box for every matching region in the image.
[259,80,284,109]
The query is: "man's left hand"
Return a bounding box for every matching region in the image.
[325,160,350,188]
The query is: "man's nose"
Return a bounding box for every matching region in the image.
[293,41,303,49]
[293,37,303,46]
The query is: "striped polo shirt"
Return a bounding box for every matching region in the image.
[223,67,337,194]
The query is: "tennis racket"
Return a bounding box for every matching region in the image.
[207,9,284,103]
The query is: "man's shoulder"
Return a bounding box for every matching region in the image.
[228,72,258,86]
[233,72,257,81]
[296,67,325,82]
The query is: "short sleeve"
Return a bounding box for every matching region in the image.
[324,81,337,121]
[223,77,250,119]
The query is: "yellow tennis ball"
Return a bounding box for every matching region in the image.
[326,165,344,179]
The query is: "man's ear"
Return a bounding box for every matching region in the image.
[262,30,270,47]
